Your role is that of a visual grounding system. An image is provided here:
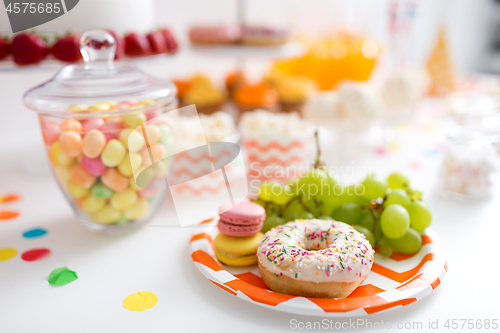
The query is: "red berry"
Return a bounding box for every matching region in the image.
[147,31,168,54]
[0,37,10,60]
[161,28,178,54]
[51,34,82,62]
[106,29,125,59]
[11,33,47,65]
[124,33,151,57]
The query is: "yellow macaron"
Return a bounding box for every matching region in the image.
[214,232,264,266]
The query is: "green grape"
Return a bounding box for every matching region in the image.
[284,213,298,222]
[283,199,306,216]
[297,169,328,197]
[252,199,266,208]
[361,176,388,201]
[386,228,422,254]
[262,215,285,233]
[340,184,368,205]
[265,203,280,217]
[407,201,432,232]
[378,243,393,257]
[258,182,275,201]
[332,203,362,225]
[380,204,410,239]
[298,212,315,219]
[300,196,321,217]
[384,189,410,207]
[318,215,333,220]
[410,190,422,201]
[286,178,300,195]
[319,175,344,215]
[358,211,375,231]
[271,185,295,205]
[353,225,375,248]
[387,172,409,190]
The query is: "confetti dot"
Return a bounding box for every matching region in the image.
[374,147,387,156]
[0,194,21,203]
[123,291,158,311]
[0,210,20,220]
[48,267,78,286]
[22,228,48,239]
[21,248,51,262]
[0,248,17,261]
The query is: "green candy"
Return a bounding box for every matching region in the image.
[115,216,130,226]
[91,181,114,199]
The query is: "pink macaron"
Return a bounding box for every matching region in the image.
[217,201,266,237]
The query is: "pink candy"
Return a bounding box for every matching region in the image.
[99,120,124,139]
[81,118,104,132]
[81,155,107,176]
[138,188,160,199]
[43,123,60,145]
[146,109,162,120]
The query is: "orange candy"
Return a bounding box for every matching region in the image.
[59,131,83,158]
[144,126,161,146]
[233,83,278,108]
[60,119,83,132]
[140,144,166,165]
[69,164,97,189]
[101,168,129,192]
[82,129,106,158]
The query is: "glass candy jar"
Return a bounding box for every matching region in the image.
[24,30,177,234]
[438,126,499,200]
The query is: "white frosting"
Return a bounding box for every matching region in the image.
[175,112,236,149]
[336,82,383,126]
[381,70,429,114]
[258,219,374,283]
[239,109,313,137]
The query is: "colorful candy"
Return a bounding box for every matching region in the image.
[101,168,129,192]
[59,131,82,158]
[110,188,138,210]
[81,155,107,176]
[69,164,97,189]
[60,119,82,132]
[42,99,172,228]
[101,139,126,167]
[82,130,106,158]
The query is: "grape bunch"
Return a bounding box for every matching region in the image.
[253,171,432,256]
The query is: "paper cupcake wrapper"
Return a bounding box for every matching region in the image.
[190,218,448,316]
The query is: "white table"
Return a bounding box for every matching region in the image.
[1,101,499,333]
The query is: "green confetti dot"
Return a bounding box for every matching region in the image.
[48,267,78,286]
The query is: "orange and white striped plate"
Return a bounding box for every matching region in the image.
[190,218,448,317]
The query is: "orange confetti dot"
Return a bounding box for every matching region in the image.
[0,194,21,203]
[0,210,20,220]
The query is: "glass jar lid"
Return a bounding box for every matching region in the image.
[447,125,500,151]
[23,29,177,118]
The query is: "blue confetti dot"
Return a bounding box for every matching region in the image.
[22,228,48,238]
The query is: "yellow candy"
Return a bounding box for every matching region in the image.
[67,104,88,112]
[88,102,116,112]
[123,113,147,128]
[129,176,142,191]
[138,99,156,106]
[93,205,121,224]
[66,180,90,199]
[101,139,126,167]
[49,141,74,167]
[119,128,145,152]
[110,188,138,210]
[118,152,142,177]
[124,199,149,220]
[81,195,106,213]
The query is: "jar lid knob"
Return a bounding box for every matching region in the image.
[80,29,116,63]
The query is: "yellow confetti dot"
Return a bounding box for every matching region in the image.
[123,291,158,311]
[0,248,17,261]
